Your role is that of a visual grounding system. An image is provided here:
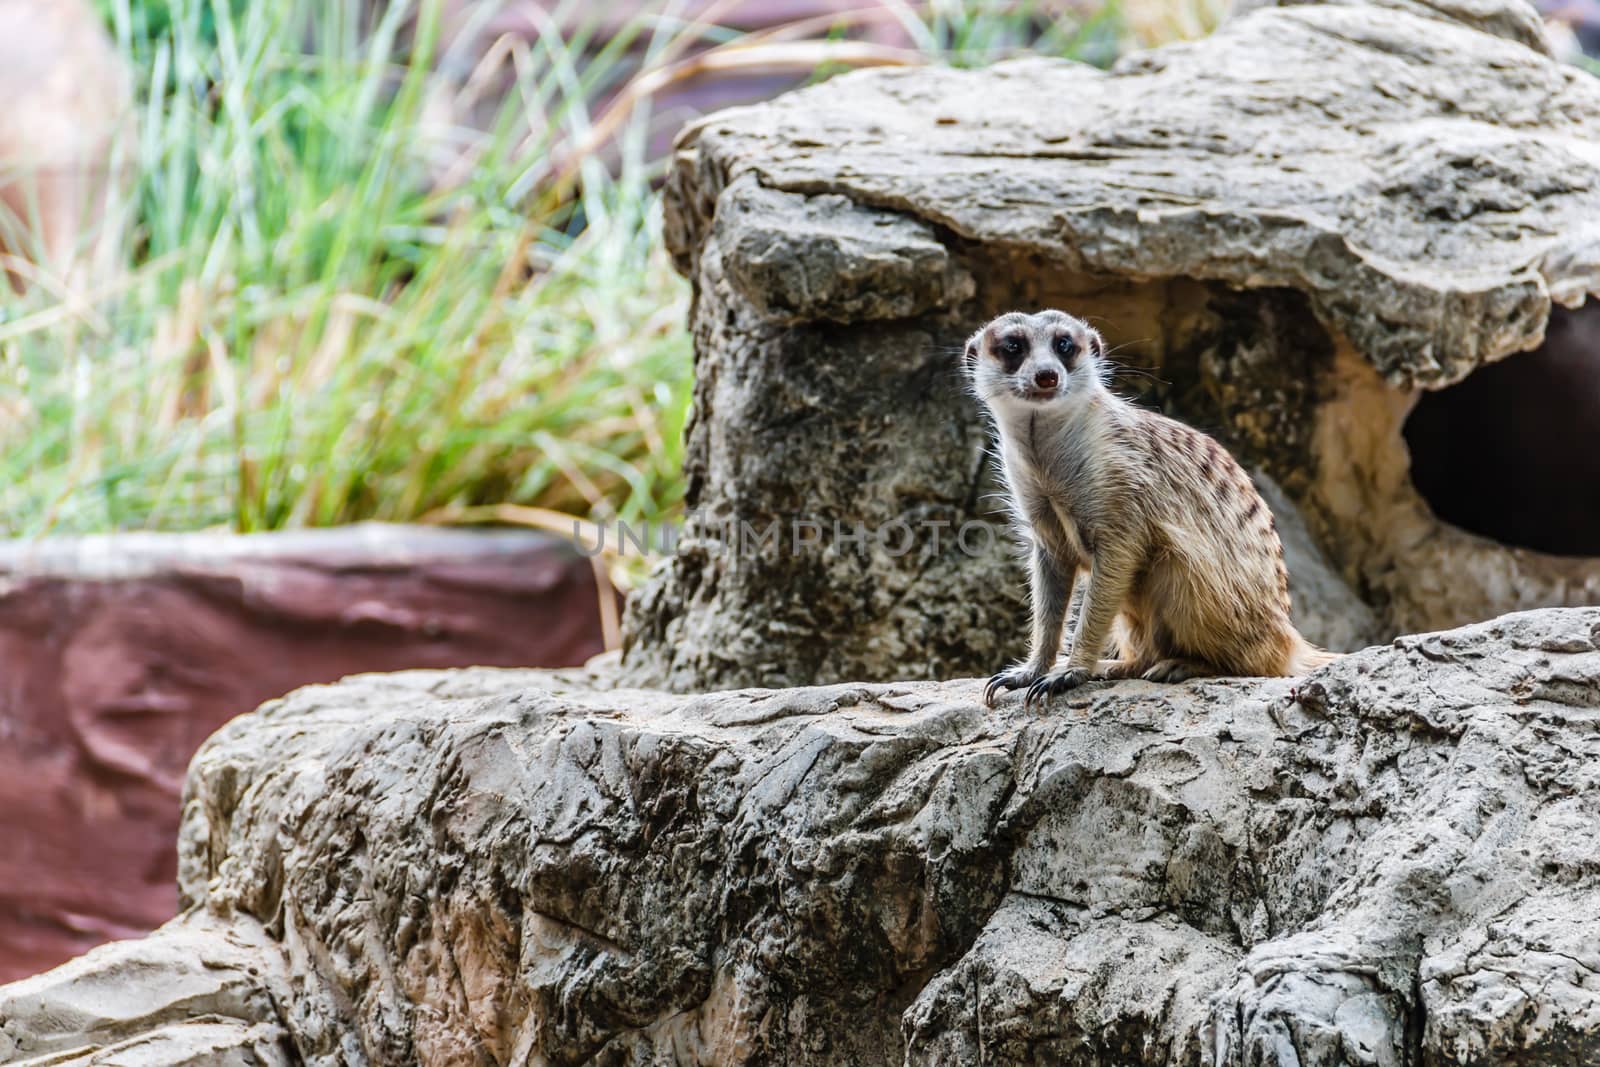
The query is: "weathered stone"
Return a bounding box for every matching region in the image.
[6,607,1597,1065]
[666,15,1599,387]
[623,0,1600,691]
[0,916,292,1066]
[1236,0,1558,53]
[715,178,976,323]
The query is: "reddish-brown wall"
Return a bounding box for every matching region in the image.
[0,525,608,982]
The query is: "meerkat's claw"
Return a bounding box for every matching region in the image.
[984,666,1038,707]
[1024,667,1091,709]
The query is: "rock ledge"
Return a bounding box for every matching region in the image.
[3,608,1599,1065]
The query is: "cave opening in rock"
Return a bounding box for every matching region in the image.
[1404,304,1600,558]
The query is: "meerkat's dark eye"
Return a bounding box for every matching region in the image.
[1054,336,1077,359]
[998,335,1027,370]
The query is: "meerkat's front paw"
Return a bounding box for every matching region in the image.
[984,666,1039,707]
[1024,667,1091,709]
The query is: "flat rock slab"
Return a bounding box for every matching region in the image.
[667,0,1600,389]
[5,607,1597,1065]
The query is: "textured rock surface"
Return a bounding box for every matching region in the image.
[7,607,1598,1064]
[0,916,292,1066]
[621,0,1600,691]
[665,2,1599,387]
[0,524,610,983]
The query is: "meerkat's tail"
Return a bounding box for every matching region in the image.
[1289,636,1342,675]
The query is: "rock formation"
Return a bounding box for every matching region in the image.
[2,607,1597,1065]
[620,0,1600,692]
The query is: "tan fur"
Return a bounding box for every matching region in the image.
[965,309,1337,705]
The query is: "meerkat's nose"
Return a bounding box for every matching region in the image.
[1034,368,1060,390]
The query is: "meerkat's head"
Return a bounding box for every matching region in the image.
[963,309,1106,412]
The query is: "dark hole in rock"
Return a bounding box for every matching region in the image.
[1404,303,1600,558]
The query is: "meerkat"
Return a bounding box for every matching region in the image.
[964,309,1338,709]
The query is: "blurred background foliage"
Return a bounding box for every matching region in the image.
[91,0,248,43]
[0,0,1225,540]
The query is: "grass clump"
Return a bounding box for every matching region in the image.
[3,0,693,536]
[1,0,1175,540]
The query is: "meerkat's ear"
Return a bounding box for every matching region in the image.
[963,338,979,373]
[1086,328,1114,385]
